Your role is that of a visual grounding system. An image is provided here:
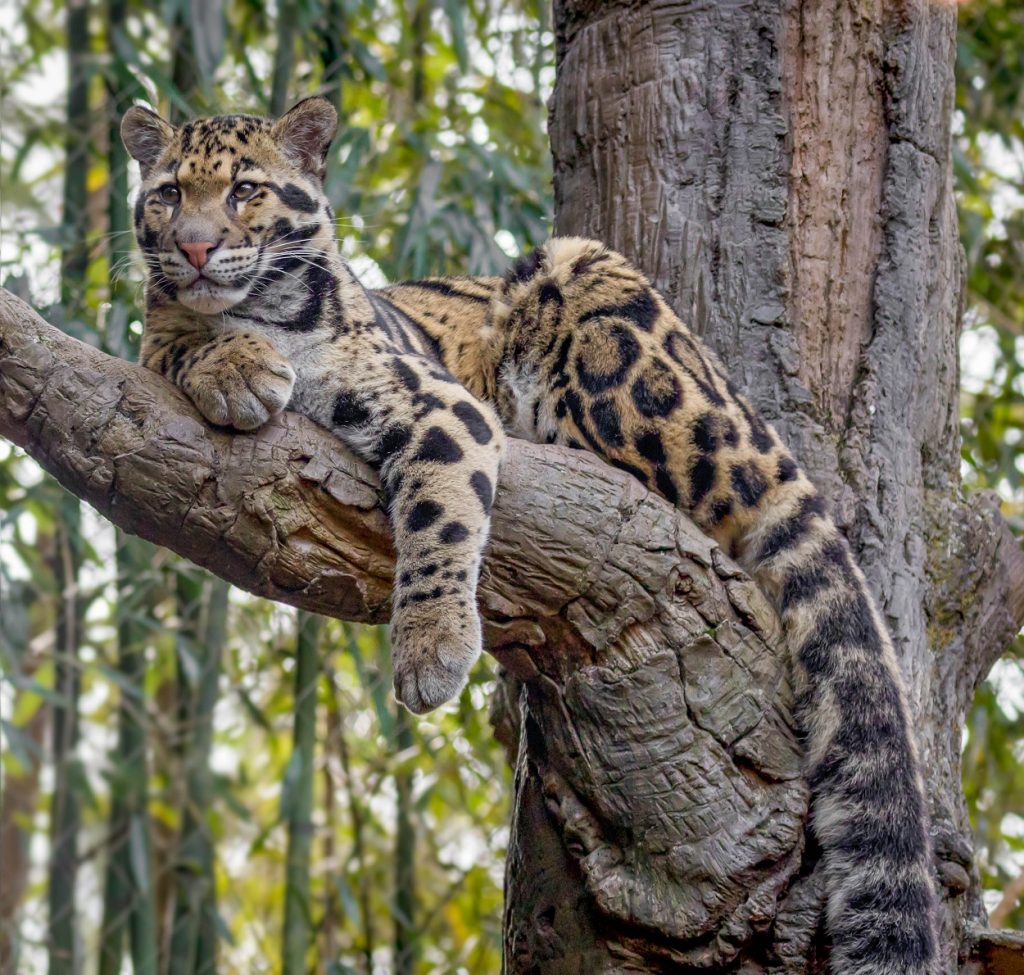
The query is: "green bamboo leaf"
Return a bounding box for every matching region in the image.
[0,718,35,768]
[211,906,236,945]
[440,0,468,72]
[334,872,362,924]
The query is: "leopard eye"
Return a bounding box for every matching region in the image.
[231,181,257,202]
[158,184,181,206]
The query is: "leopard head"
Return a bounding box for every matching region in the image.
[121,97,338,315]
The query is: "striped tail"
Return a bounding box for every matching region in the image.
[744,485,938,975]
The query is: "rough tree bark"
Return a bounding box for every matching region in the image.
[1,2,1023,970]
[491,0,1023,972]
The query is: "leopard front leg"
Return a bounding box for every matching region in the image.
[142,325,295,431]
[329,356,505,713]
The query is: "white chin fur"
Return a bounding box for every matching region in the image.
[177,281,249,314]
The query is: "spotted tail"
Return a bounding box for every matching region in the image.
[745,488,938,975]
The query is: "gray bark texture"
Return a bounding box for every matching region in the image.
[1,2,1024,969]
[486,0,1024,973]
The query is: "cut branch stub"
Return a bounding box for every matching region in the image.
[2,287,812,968]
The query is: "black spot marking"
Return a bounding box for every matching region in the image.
[470,471,493,513]
[269,181,318,213]
[133,193,147,229]
[284,260,335,332]
[550,334,573,383]
[538,281,562,305]
[797,588,882,677]
[562,389,604,454]
[590,399,624,447]
[505,248,543,285]
[689,456,717,507]
[632,360,682,418]
[412,392,445,417]
[731,461,768,507]
[574,325,640,394]
[709,499,732,524]
[758,494,828,562]
[439,522,469,544]
[654,468,680,505]
[779,540,851,612]
[402,279,488,304]
[392,358,421,392]
[578,289,658,332]
[414,427,464,464]
[332,391,370,427]
[634,431,666,465]
[268,217,295,241]
[734,396,774,453]
[571,251,606,276]
[407,500,443,532]
[376,425,411,462]
[452,400,493,444]
[778,456,799,482]
[693,413,719,453]
[408,586,444,604]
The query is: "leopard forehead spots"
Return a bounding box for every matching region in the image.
[131,107,335,320]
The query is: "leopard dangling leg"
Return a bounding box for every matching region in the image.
[327,352,505,713]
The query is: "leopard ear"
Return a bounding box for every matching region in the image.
[271,96,338,180]
[121,105,176,176]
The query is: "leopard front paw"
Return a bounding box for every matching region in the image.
[183,335,295,431]
[392,608,482,714]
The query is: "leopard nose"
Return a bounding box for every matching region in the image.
[179,240,217,270]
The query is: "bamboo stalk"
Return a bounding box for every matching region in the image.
[98,4,160,967]
[48,3,90,970]
[318,0,346,109]
[271,1,299,117]
[282,611,323,975]
[99,534,160,975]
[0,630,48,974]
[327,646,376,973]
[47,494,82,975]
[167,574,229,975]
[392,629,417,975]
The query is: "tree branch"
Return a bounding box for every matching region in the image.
[0,287,395,622]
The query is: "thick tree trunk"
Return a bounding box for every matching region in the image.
[489,1,1024,972]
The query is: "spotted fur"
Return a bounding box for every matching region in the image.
[124,98,938,974]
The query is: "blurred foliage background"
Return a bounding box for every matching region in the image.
[956,0,1024,933]
[0,1,1020,973]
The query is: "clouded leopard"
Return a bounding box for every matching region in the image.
[122,96,938,975]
